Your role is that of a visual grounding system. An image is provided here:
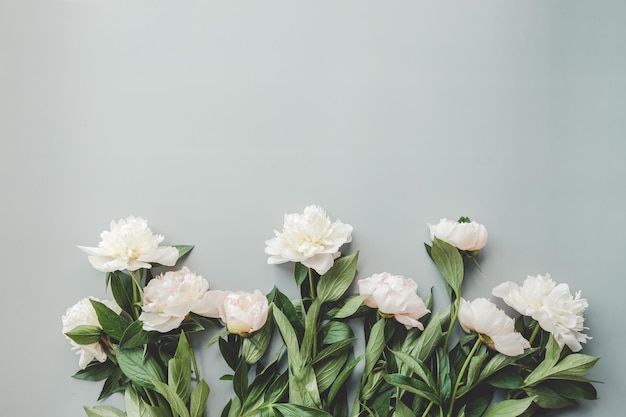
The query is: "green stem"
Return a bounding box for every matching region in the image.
[528,320,541,346]
[421,401,434,417]
[307,267,316,300]
[447,337,482,417]
[444,296,461,350]
[143,387,156,407]
[129,270,144,319]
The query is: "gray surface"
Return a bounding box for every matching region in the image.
[1,1,624,416]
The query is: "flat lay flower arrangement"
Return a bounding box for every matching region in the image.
[63,208,599,417]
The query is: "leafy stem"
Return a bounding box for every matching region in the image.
[129,270,144,319]
[444,296,461,350]
[447,337,482,417]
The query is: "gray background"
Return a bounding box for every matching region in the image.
[1,1,624,416]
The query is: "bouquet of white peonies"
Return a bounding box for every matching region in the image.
[63,208,599,417]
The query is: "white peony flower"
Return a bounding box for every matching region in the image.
[493,274,590,352]
[265,205,353,275]
[62,297,122,369]
[139,267,222,333]
[458,297,530,356]
[492,274,557,316]
[358,273,430,330]
[217,290,270,337]
[78,215,179,272]
[428,218,488,251]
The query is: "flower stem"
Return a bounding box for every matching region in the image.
[447,337,482,417]
[308,267,316,300]
[528,320,541,345]
[444,296,461,350]
[421,401,434,417]
[129,271,144,319]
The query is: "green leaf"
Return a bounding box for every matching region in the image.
[466,352,488,389]
[524,384,577,409]
[272,306,302,368]
[97,368,127,400]
[289,364,322,408]
[243,314,273,364]
[83,406,127,417]
[169,331,192,404]
[271,403,332,417]
[190,380,210,417]
[314,350,349,392]
[115,347,166,390]
[327,354,361,405]
[313,338,355,365]
[363,319,385,378]
[431,237,464,298]
[120,320,155,349]
[90,299,130,341]
[295,263,309,286]
[436,347,452,403]
[152,380,191,417]
[301,299,321,359]
[264,371,289,405]
[487,367,524,389]
[173,245,194,258]
[109,271,135,317]
[124,384,141,417]
[218,335,241,371]
[317,251,359,303]
[548,379,598,400]
[233,359,249,403]
[383,373,441,405]
[72,360,117,381]
[328,294,369,319]
[65,325,102,345]
[549,354,600,379]
[482,397,536,417]
[320,321,354,345]
[394,400,414,417]
[391,350,436,388]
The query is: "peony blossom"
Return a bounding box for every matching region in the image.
[494,274,590,352]
[265,205,353,275]
[216,290,270,336]
[78,215,179,272]
[458,297,530,356]
[358,273,430,330]
[428,218,488,252]
[62,297,122,369]
[139,267,223,333]
[492,274,556,317]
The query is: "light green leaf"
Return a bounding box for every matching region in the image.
[301,299,321,359]
[383,374,441,405]
[115,347,165,390]
[152,380,191,417]
[327,354,361,405]
[313,350,349,392]
[290,364,322,408]
[482,397,536,417]
[431,238,464,298]
[394,400,414,417]
[272,306,302,368]
[190,380,210,417]
[317,251,359,303]
[84,406,126,417]
[271,403,332,417]
[169,331,191,404]
[65,325,102,345]
[363,319,385,378]
[124,384,141,417]
[243,310,273,364]
[329,294,369,319]
[313,338,355,365]
[173,245,194,258]
[391,350,436,388]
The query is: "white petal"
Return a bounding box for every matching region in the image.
[192,290,227,318]
[138,246,179,267]
[491,333,530,356]
[301,253,335,275]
